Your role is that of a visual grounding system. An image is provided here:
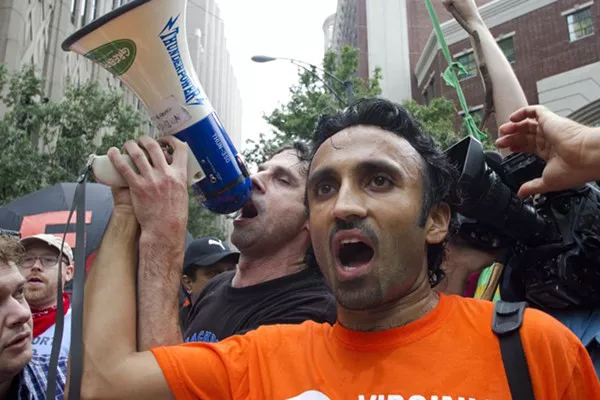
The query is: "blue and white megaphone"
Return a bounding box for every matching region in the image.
[61,0,251,214]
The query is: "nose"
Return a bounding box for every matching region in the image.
[332,182,367,221]
[30,258,44,272]
[250,172,266,194]
[7,297,32,329]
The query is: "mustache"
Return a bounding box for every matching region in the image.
[328,219,379,249]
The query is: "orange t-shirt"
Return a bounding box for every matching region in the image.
[151,294,600,400]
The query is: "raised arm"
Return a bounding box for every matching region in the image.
[132,136,189,350]
[443,0,528,153]
[80,187,173,399]
[77,137,189,399]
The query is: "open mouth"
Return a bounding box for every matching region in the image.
[238,200,258,219]
[337,238,375,269]
[27,277,44,284]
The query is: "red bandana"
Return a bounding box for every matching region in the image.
[32,293,71,338]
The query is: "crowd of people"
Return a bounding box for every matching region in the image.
[1,0,600,398]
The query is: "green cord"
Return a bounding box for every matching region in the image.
[424,0,487,141]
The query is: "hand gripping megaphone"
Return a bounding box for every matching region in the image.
[61,0,251,214]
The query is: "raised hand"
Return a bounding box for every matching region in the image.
[442,0,485,32]
[496,105,600,197]
[107,135,189,240]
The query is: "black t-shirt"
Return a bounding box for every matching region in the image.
[182,267,337,343]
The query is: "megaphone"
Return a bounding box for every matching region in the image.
[61,0,251,214]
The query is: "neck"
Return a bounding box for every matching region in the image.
[0,375,16,399]
[232,236,309,288]
[30,297,59,312]
[434,265,470,296]
[338,270,439,332]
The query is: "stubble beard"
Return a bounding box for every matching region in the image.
[25,283,54,310]
[332,275,385,311]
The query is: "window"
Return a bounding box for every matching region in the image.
[91,0,98,20]
[498,36,516,63]
[456,51,477,80]
[428,76,436,98]
[80,0,88,26]
[71,0,77,23]
[567,7,594,41]
[423,75,435,105]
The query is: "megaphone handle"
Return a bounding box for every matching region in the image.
[89,148,204,187]
[89,154,136,187]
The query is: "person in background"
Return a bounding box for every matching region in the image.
[18,234,73,359]
[179,237,238,328]
[181,143,336,342]
[0,233,66,399]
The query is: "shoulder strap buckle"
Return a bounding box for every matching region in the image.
[492,300,528,335]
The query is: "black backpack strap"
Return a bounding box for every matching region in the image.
[492,301,535,400]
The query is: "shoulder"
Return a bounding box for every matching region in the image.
[229,320,331,350]
[192,270,233,304]
[447,295,581,346]
[204,270,235,292]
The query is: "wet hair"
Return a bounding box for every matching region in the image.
[269,141,311,177]
[0,234,24,268]
[308,98,460,287]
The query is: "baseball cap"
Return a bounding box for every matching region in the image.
[183,237,239,274]
[20,234,74,265]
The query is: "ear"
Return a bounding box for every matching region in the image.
[181,275,193,294]
[425,202,451,245]
[64,263,74,282]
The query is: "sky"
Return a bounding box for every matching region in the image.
[215,0,338,151]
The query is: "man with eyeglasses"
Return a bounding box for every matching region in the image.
[18,234,73,359]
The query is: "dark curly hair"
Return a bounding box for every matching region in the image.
[307,98,459,287]
[268,141,311,177]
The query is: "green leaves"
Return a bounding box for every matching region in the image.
[0,64,226,239]
[243,45,382,166]
[0,64,146,204]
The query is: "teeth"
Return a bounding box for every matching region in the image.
[341,239,361,245]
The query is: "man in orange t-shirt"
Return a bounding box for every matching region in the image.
[80,99,600,400]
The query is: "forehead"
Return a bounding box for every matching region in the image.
[23,242,58,255]
[261,150,307,178]
[310,125,423,176]
[0,262,25,296]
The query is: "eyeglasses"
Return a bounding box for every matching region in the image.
[20,255,68,269]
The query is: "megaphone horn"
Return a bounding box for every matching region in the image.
[62,0,251,214]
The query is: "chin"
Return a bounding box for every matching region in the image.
[3,347,33,374]
[334,285,385,311]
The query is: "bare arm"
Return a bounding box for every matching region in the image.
[126,136,189,350]
[138,229,186,349]
[79,191,173,399]
[444,0,528,155]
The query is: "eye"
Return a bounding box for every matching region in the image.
[277,177,291,185]
[368,175,393,190]
[315,183,336,198]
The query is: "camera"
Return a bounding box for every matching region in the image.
[445,136,600,310]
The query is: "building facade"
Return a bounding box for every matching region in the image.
[413,0,600,133]
[327,0,599,130]
[0,0,243,236]
[329,0,369,80]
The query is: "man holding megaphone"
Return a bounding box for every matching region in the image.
[106,136,336,352]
